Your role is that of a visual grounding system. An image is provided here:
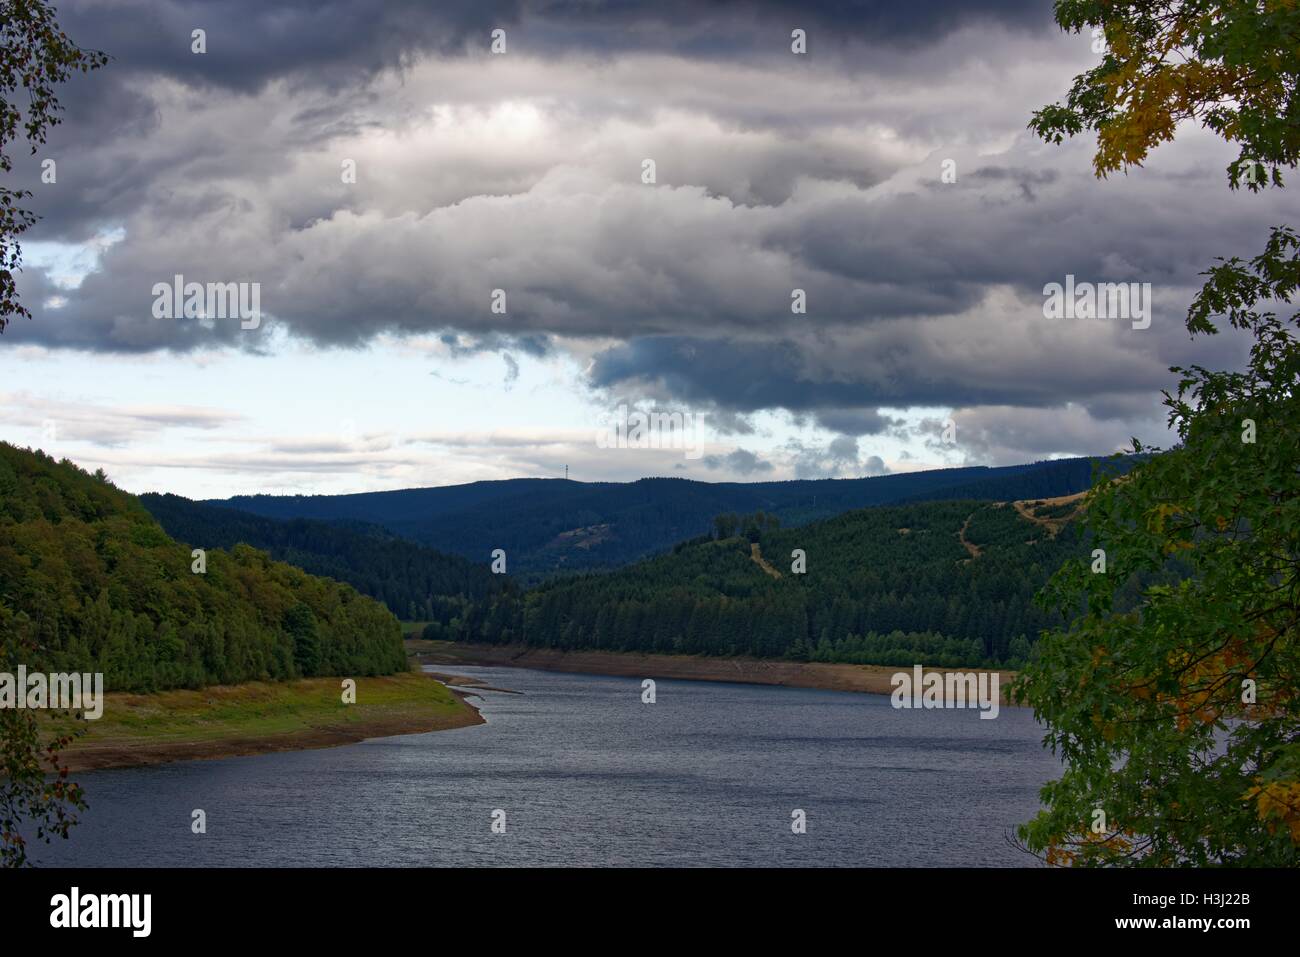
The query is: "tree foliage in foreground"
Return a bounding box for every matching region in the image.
[1016,227,1300,866]
[1030,0,1300,190]
[1,0,107,331]
[0,630,85,868]
[1017,0,1300,866]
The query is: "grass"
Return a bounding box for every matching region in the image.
[39,670,475,768]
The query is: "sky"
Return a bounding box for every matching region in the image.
[1,0,1292,499]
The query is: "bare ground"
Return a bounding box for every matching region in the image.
[957,511,983,562]
[1011,491,1087,538]
[749,541,782,578]
[411,640,1019,704]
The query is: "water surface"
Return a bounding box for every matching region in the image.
[33,667,1061,866]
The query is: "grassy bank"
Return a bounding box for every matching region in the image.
[44,670,483,772]
[411,639,1019,702]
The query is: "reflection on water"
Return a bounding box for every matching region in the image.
[33,666,1061,867]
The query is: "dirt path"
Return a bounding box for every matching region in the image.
[1012,491,1086,538]
[957,511,982,562]
[749,541,782,578]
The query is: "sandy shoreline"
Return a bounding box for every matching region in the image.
[412,640,1020,703]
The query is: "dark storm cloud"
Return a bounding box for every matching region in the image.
[57,0,514,92]
[1,73,160,243]
[12,0,1055,240]
[590,336,864,411]
[5,0,1290,465]
[53,0,1051,95]
[968,165,1059,202]
[440,332,552,359]
[814,407,899,435]
[763,158,1259,322]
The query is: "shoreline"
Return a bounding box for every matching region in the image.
[411,640,1020,703]
[52,671,484,773]
[47,643,1022,775]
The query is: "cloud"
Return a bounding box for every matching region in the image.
[968,165,1059,201]
[937,403,1164,464]
[502,352,520,388]
[787,434,891,479]
[0,392,241,447]
[3,1,1288,473]
[702,447,774,475]
[51,0,1055,101]
[813,407,900,436]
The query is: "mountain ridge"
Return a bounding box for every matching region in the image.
[204,456,1124,582]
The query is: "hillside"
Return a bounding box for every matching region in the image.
[450,498,1097,668]
[0,444,406,692]
[209,456,1119,581]
[141,493,512,625]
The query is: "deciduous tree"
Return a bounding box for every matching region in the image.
[1015,0,1300,866]
[1,0,107,331]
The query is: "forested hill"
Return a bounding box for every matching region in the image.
[452,497,1102,668]
[0,444,406,692]
[142,492,512,624]
[210,456,1118,581]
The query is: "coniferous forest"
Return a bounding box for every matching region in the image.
[211,456,1111,582]
[448,499,1107,667]
[0,440,1156,684]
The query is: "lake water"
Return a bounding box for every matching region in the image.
[31,666,1063,867]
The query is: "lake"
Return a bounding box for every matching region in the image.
[31,666,1062,866]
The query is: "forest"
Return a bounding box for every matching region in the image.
[0,443,408,692]
[142,493,513,630]
[213,456,1114,581]
[0,441,1144,682]
[445,496,1160,669]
